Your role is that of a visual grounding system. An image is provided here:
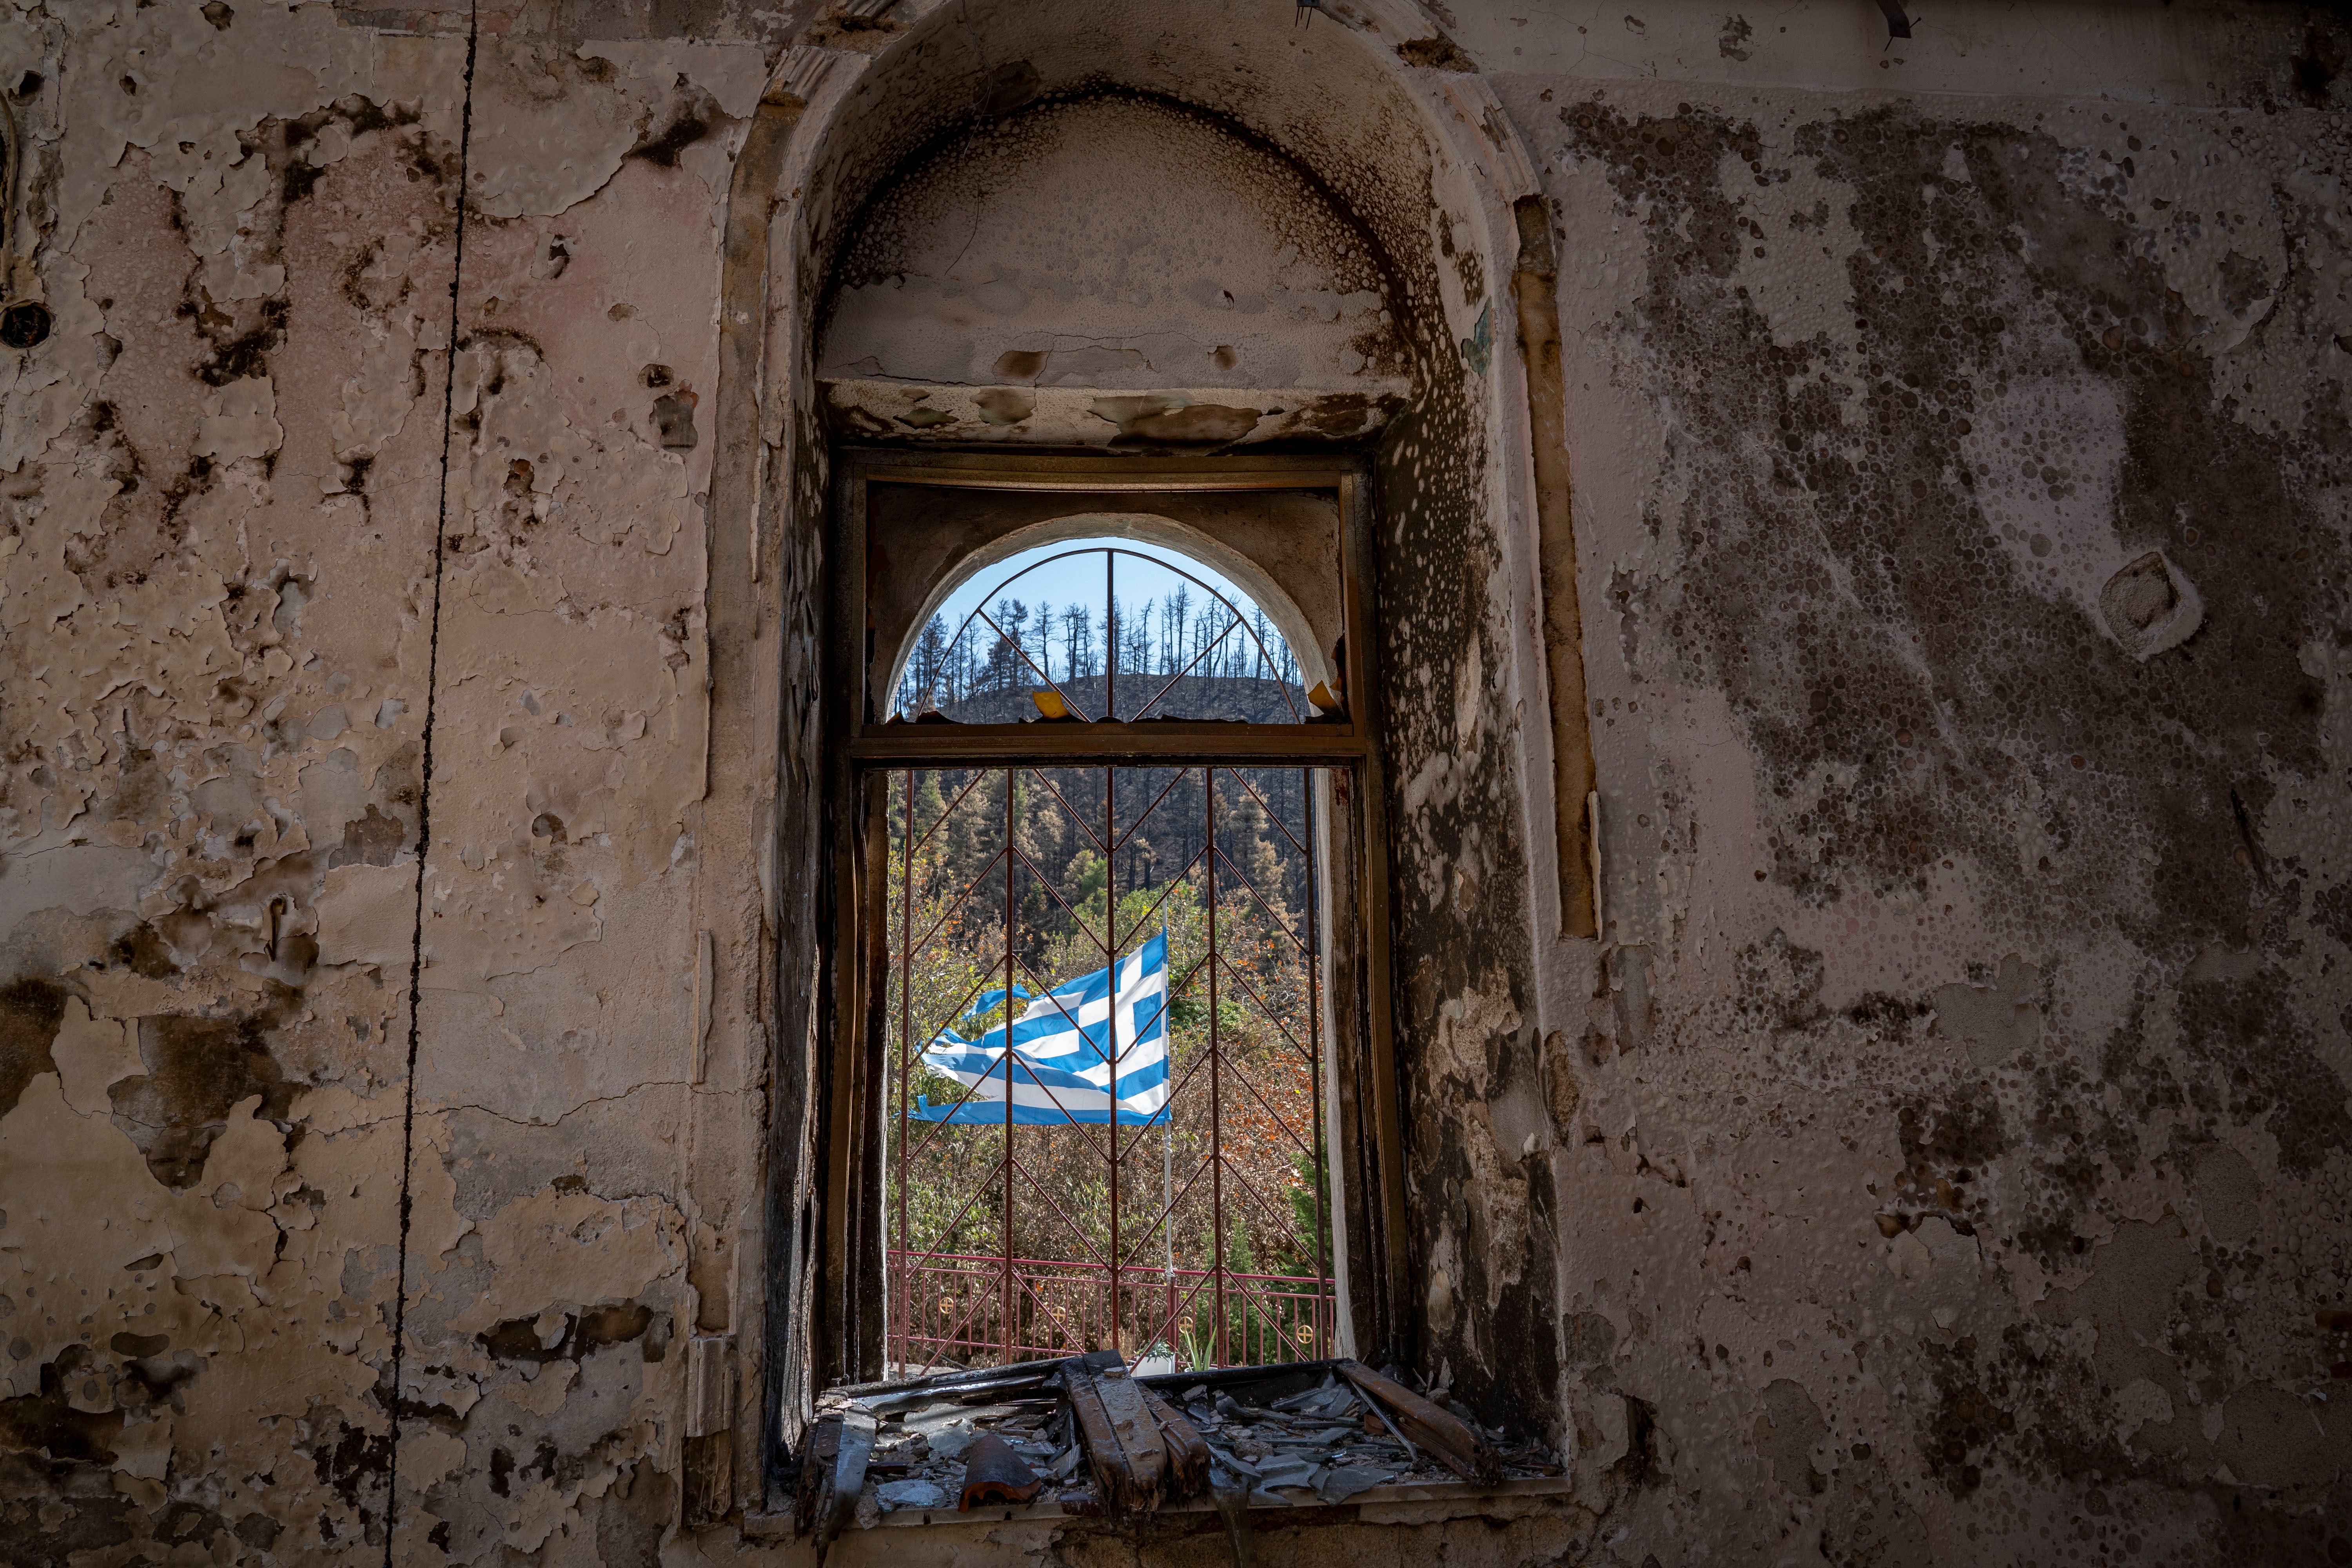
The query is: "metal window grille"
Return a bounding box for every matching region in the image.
[885,762,1335,1375]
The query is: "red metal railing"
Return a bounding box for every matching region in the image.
[889,1249,1336,1373]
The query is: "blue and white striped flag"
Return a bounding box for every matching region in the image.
[912,933,1171,1126]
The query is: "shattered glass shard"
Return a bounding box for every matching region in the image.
[875,1479,950,1512]
[1316,1465,1392,1504]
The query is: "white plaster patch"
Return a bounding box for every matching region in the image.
[193,375,285,461]
[1960,366,2128,626]
[2116,1376,2176,1448]
[503,1357,579,1418]
[452,1189,683,1332]
[50,998,143,1116]
[332,289,432,461]
[1718,135,1864,354]
[465,43,650,221]
[0,841,155,920]
[577,41,769,121]
[316,860,419,969]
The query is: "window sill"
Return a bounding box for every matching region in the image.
[742,1474,1579,1539]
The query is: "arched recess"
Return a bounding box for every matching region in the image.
[816,89,1410,447]
[693,0,1594,1512]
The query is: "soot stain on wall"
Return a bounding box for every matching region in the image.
[1563,93,2352,1546]
[1357,131,1557,1423]
[1565,98,2350,1149]
[1568,103,2332,944]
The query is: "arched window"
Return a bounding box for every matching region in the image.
[893,538,1313,724]
[818,450,1404,1391]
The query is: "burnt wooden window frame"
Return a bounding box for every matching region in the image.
[808,447,1409,1410]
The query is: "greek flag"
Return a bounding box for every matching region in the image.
[912,933,1171,1126]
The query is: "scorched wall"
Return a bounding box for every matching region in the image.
[2,1,2349,1565]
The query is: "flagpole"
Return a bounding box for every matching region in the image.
[1002,770,1016,1367]
[1106,829,1119,1359]
[1163,918,1174,1299]
[1105,761,1119,1362]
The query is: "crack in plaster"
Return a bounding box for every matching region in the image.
[385,5,478,1561]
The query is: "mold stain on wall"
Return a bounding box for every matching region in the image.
[1544,81,2352,1559]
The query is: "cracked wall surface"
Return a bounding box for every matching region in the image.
[5,0,2352,1565]
[1532,60,2352,1560]
[2,2,463,1559]
[0,2,769,1561]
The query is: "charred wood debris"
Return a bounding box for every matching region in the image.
[793,1353,1561,1550]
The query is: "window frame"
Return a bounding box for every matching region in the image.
[805,448,1408,1418]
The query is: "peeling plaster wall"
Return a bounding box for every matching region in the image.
[1,2,464,1558]
[1532,51,2352,1564]
[5,1,2352,1566]
[0,2,772,1560]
